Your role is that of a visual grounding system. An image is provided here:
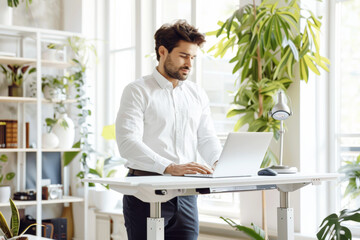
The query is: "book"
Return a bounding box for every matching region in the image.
[0,120,18,148]
[0,122,5,148]
[26,122,29,148]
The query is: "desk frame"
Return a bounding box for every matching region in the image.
[84,173,337,240]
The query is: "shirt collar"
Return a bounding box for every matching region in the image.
[153,68,184,90]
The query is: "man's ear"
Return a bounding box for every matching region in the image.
[158,46,168,58]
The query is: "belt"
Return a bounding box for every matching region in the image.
[128,168,161,176]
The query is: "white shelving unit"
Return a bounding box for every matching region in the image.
[0,24,87,239]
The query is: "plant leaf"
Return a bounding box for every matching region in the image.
[10,198,19,237]
[63,141,81,166]
[0,209,13,238]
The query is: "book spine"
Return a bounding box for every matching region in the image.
[26,122,29,148]
[0,122,5,148]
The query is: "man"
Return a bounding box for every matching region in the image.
[116,20,222,240]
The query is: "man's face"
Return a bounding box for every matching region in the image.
[163,40,198,81]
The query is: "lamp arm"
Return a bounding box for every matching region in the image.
[279,120,284,166]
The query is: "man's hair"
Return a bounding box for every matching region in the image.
[154,20,206,61]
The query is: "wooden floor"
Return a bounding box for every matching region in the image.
[198,234,244,240]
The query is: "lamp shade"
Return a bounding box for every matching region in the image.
[270,91,291,120]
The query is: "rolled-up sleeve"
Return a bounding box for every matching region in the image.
[197,88,222,166]
[116,83,173,174]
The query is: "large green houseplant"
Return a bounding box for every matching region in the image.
[208,0,329,166]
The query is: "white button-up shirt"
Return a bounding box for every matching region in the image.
[116,68,222,174]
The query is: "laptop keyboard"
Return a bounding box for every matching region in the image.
[183,173,214,178]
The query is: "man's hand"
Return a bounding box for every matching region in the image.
[164,162,213,176]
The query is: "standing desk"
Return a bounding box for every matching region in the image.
[84,173,338,240]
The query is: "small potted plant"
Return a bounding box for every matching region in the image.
[0,199,39,240]
[41,43,64,62]
[0,64,36,97]
[41,75,67,101]
[0,154,15,203]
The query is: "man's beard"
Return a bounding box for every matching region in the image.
[164,55,190,81]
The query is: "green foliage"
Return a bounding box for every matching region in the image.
[7,0,32,8]
[221,217,265,240]
[338,154,360,200]
[88,156,123,189]
[41,75,68,94]
[208,0,329,167]
[9,198,19,237]
[0,199,41,239]
[64,36,97,180]
[0,154,15,185]
[317,208,360,240]
[0,64,36,87]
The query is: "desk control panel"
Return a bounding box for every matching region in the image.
[196,184,277,194]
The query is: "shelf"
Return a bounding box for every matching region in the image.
[0,96,77,104]
[0,196,84,207]
[0,56,36,65]
[0,24,80,39]
[0,56,74,69]
[41,59,74,68]
[0,148,81,153]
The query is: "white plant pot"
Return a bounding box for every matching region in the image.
[41,49,64,61]
[41,132,59,149]
[93,189,121,211]
[0,185,11,203]
[52,114,75,149]
[0,0,12,26]
[43,85,66,101]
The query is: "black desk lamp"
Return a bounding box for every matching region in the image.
[269,91,297,174]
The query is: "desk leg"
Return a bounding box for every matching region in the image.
[277,191,294,240]
[147,202,164,240]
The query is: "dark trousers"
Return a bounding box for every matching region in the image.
[123,194,199,240]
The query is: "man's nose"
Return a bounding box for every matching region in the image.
[185,57,193,68]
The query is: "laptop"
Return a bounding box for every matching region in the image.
[184,132,273,178]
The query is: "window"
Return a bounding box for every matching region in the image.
[335,0,360,234]
[108,0,136,121]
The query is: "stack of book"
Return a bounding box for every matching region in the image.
[0,120,29,148]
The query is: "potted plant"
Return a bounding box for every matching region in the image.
[0,0,32,26]
[0,154,15,203]
[0,64,36,97]
[41,43,64,62]
[40,117,59,149]
[41,75,67,101]
[208,0,330,237]
[208,0,329,166]
[0,198,38,240]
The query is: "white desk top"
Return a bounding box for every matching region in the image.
[84,173,338,202]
